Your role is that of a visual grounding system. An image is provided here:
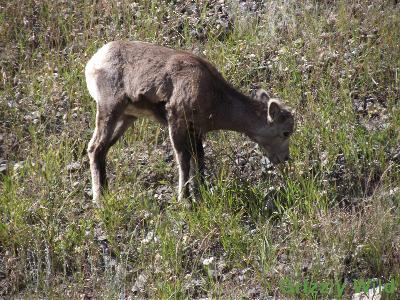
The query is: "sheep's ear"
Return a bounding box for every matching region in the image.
[254,89,270,103]
[268,101,282,121]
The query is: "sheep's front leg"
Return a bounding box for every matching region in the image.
[169,125,191,201]
[190,135,205,198]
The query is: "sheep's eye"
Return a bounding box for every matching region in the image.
[283,131,291,138]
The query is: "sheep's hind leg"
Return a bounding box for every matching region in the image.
[168,125,192,202]
[87,101,131,203]
[190,134,205,199]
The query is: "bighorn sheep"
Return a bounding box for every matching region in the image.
[86,41,294,203]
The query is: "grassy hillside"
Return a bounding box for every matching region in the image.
[1,0,400,299]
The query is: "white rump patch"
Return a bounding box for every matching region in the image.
[85,43,113,102]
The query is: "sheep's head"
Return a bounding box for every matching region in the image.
[252,89,295,164]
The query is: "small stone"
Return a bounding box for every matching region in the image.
[13,161,24,171]
[31,111,40,119]
[141,231,158,244]
[352,287,381,300]
[248,287,260,297]
[66,162,81,171]
[202,256,215,266]
[72,181,80,188]
[97,235,107,242]
[0,162,7,174]
[131,273,148,293]
[84,188,93,198]
[235,156,247,166]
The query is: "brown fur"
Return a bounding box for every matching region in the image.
[85,41,294,202]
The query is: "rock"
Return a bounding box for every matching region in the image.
[0,161,7,174]
[72,181,80,188]
[247,286,261,298]
[131,273,148,293]
[202,256,215,266]
[390,145,400,163]
[66,161,81,171]
[97,234,108,242]
[235,155,247,167]
[84,188,93,198]
[141,231,159,244]
[80,293,93,300]
[183,275,204,291]
[352,287,381,300]
[13,161,24,171]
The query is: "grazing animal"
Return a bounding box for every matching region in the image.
[85,41,294,203]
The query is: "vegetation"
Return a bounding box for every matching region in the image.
[1,0,399,298]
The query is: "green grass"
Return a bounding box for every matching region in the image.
[1,0,400,299]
